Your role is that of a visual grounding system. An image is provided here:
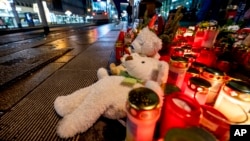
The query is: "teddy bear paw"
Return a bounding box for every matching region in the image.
[109,63,119,75]
[54,96,75,117]
[56,116,79,138]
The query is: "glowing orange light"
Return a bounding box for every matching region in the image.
[159,93,201,139]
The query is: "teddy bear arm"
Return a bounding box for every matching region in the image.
[54,86,92,117]
[109,63,126,75]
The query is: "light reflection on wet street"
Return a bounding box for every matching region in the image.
[0,23,116,89]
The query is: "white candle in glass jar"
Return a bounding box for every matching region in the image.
[183,77,211,105]
[200,67,225,104]
[214,80,250,124]
[167,56,189,89]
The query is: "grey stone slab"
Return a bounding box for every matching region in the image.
[0,47,71,87]
[84,41,116,52]
[0,69,98,140]
[62,49,112,70]
[0,62,65,111]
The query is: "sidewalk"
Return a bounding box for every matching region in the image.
[0,22,96,89]
[0,22,126,141]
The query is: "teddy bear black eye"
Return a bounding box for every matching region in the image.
[141,61,145,64]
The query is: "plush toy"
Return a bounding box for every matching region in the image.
[130,26,162,59]
[54,53,169,138]
[110,53,169,85]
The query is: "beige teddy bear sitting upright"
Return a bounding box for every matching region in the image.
[130,26,162,59]
[54,53,169,138]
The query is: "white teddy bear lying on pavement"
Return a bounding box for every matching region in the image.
[53,53,169,138]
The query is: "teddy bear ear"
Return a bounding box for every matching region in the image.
[120,54,130,63]
[156,61,169,85]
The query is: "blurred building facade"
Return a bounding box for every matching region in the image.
[0,0,94,28]
[0,0,243,29]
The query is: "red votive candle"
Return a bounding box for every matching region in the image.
[173,48,184,57]
[195,48,217,67]
[201,27,219,48]
[159,93,201,138]
[192,28,205,48]
[200,105,230,141]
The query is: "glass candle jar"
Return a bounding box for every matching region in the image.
[167,56,189,89]
[201,27,219,48]
[181,67,200,92]
[184,54,197,67]
[183,77,211,105]
[172,48,184,57]
[215,59,231,73]
[195,48,217,67]
[200,105,230,141]
[126,87,161,141]
[159,93,201,139]
[199,67,225,104]
[190,61,207,74]
[192,28,205,48]
[214,80,250,124]
[181,45,192,54]
[115,41,124,61]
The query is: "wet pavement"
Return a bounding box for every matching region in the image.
[0,22,127,140]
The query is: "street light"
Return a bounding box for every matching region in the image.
[65,10,72,16]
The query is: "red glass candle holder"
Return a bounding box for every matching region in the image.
[195,48,217,67]
[173,48,184,57]
[159,93,202,138]
[201,28,219,48]
[115,41,124,61]
[200,105,230,141]
[192,28,205,48]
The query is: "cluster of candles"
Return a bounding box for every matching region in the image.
[125,44,250,141]
[159,42,250,141]
[122,21,250,141]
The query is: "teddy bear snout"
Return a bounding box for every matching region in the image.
[125,55,133,61]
